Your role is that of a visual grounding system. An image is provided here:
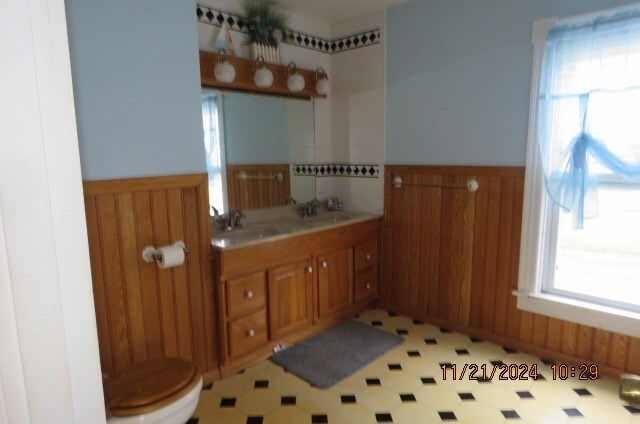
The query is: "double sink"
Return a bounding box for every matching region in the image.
[211,210,375,249]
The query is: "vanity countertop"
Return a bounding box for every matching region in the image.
[211,210,381,251]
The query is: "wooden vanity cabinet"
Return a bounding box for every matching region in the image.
[212,217,381,375]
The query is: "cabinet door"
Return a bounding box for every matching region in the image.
[268,261,314,339]
[317,248,353,320]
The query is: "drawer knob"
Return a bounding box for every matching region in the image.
[366,283,371,290]
[366,254,371,260]
[307,266,313,273]
[246,290,253,299]
[322,261,327,268]
[248,329,255,337]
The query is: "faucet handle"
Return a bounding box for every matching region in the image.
[296,203,308,217]
[227,209,244,228]
[308,199,319,216]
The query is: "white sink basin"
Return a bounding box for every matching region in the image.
[304,212,356,226]
[213,226,280,245]
[211,210,379,250]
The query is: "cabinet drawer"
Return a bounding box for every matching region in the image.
[355,268,377,303]
[354,239,377,273]
[228,309,268,357]
[226,272,266,319]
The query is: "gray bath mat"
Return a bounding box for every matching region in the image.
[270,320,404,389]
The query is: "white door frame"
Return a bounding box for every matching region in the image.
[0,0,105,422]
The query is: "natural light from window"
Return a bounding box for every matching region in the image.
[543,47,640,311]
[518,9,640,337]
[552,185,640,309]
[202,93,226,214]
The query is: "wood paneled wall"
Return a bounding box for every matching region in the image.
[83,174,219,381]
[226,164,290,210]
[380,165,640,375]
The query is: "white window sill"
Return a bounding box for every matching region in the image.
[513,290,640,339]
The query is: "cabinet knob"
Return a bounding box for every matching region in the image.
[366,254,371,260]
[246,290,253,299]
[322,261,328,268]
[307,266,313,273]
[248,329,255,337]
[366,283,371,290]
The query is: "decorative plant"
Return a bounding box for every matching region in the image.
[240,0,289,48]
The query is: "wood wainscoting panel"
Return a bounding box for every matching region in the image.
[84,174,219,381]
[381,165,640,375]
[226,164,290,210]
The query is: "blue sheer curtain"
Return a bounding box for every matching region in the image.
[538,9,640,229]
[202,94,226,213]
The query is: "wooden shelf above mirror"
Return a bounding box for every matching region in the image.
[199,51,326,99]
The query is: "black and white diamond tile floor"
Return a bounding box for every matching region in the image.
[192,309,639,423]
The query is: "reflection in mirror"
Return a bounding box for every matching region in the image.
[202,90,227,213]
[287,96,316,204]
[201,89,315,214]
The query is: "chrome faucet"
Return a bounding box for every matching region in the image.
[308,199,319,216]
[210,206,225,231]
[226,209,245,230]
[210,205,220,219]
[296,200,320,217]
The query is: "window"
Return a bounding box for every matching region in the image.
[518,7,640,337]
[202,91,227,214]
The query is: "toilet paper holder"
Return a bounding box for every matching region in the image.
[141,241,188,263]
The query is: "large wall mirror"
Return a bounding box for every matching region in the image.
[202,89,316,213]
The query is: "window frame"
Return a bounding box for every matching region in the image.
[516,10,640,339]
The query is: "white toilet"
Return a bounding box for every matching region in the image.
[103,358,203,424]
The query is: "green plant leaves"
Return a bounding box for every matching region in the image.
[241,0,289,47]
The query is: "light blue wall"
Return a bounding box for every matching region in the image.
[386,0,635,166]
[65,0,205,180]
[223,93,289,164]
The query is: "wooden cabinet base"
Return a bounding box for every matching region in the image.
[219,299,377,377]
[202,369,222,385]
[213,218,381,376]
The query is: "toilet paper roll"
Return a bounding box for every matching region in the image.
[157,245,185,269]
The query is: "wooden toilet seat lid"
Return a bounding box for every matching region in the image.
[104,358,199,413]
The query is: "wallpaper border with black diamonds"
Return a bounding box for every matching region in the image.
[293,164,379,178]
[196,4,381,54]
